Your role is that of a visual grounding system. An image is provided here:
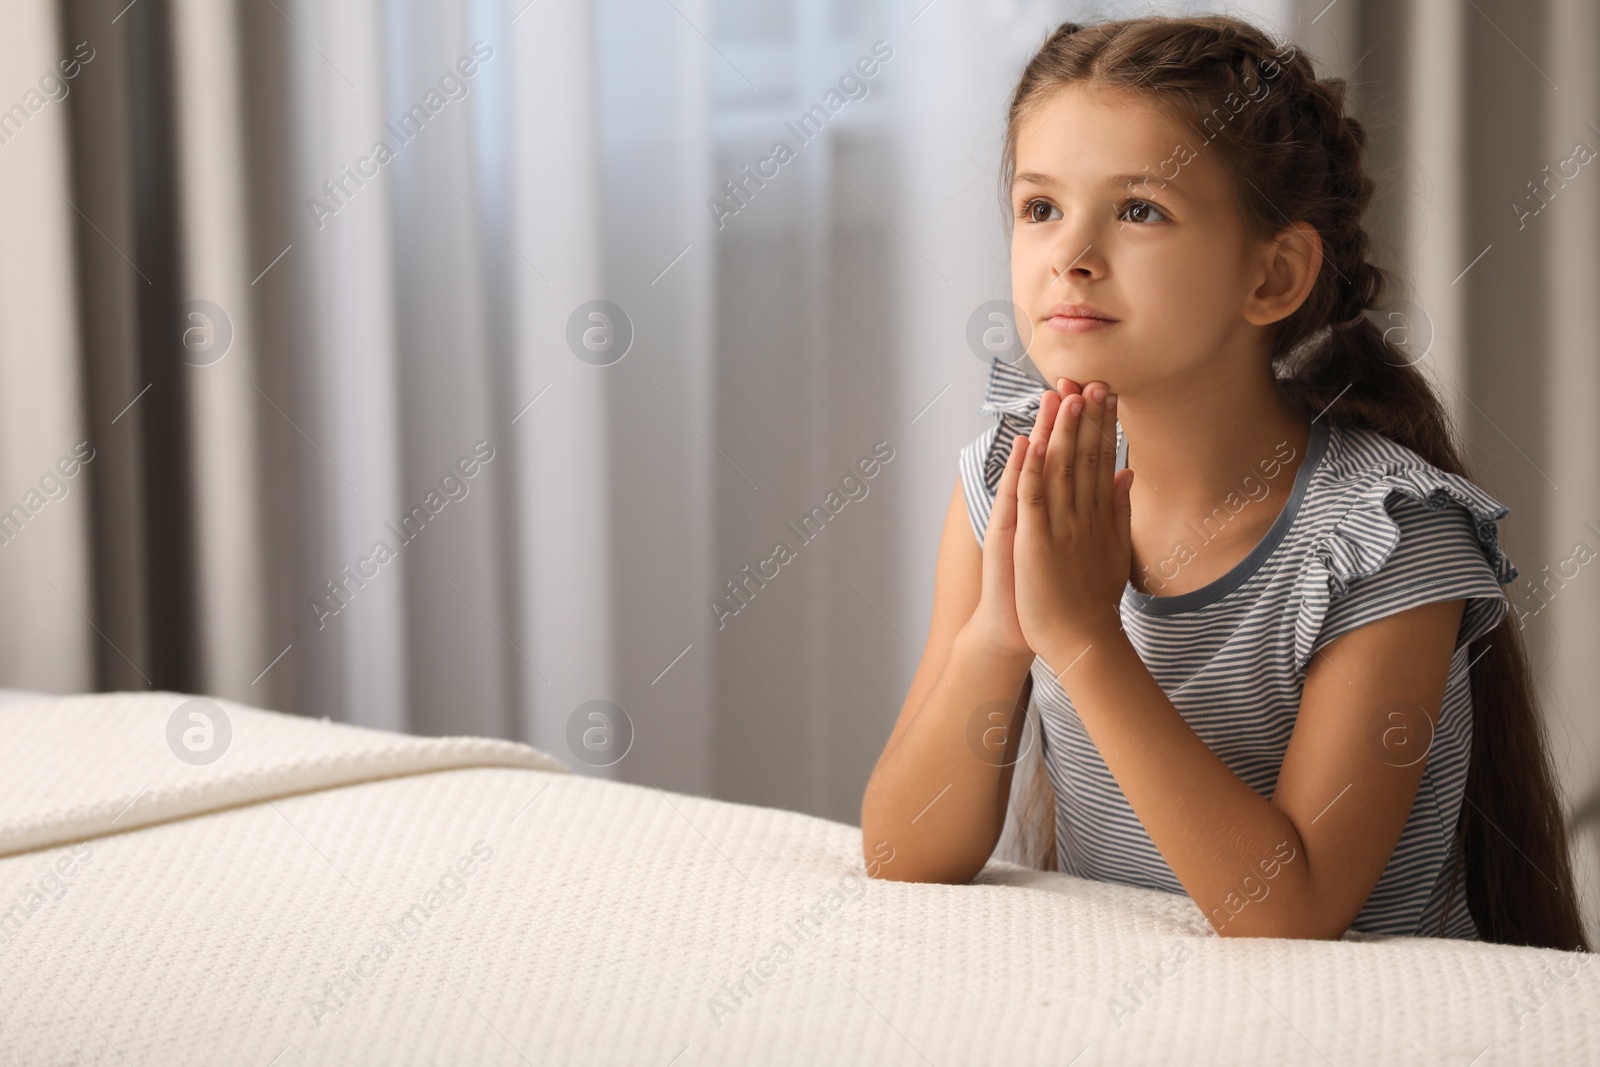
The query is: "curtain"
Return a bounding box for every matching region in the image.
[0,0,1594,932]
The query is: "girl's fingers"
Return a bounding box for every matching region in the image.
[1096,389,1118,512]
[1044,382,1078,526]
[1114,467,1135,550]
[1075,384,1102,515]
[1028,388,1059,456]
[1018,391,1056,511]
[990,433,1026,533]
[1054,376,1085,399]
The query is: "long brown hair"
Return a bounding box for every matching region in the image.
[999,15,1591,951]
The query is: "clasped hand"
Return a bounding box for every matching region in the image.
[993,379,1134,670]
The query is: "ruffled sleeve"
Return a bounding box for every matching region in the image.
[1290,459,1520,675]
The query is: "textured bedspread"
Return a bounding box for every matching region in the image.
[1,692,1594,1065]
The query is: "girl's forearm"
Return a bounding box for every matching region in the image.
[1038,628,1321,938]
[861,626,1035,884]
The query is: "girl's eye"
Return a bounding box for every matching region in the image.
[1119,198,1168,225]
[1019,198,1061,223]
[1017,197,1169,225]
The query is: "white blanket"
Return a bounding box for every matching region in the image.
[1,691,1594,1065]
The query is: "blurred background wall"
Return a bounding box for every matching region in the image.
[0,0,1594,933]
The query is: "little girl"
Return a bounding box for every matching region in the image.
[861,14,1591,950]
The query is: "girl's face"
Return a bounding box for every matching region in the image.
[1009,83,1266,397]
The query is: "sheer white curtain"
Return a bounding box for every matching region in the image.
[281,0,719,787]
[280,0,678,767]
[286,0,410,732]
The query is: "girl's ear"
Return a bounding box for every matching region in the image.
[1245,220,1322,327]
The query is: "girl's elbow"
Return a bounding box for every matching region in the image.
[1213,918,1348,941]
[1212,902,1351,940]
[1205,886,1351,940]
[864,853,977,886]
[859,836,985,885]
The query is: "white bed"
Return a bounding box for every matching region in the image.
[1,691,1595,1065]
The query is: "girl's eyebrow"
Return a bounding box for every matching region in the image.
[1012,171,1187,202]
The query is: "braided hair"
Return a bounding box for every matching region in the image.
[997,15,1590,952]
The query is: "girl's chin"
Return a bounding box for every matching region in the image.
[1036,358,1105,387]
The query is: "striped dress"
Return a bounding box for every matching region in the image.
[958,357,1518,939]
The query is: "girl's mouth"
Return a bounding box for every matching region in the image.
[1044,315,1119,334]
[1043,302,1120,333]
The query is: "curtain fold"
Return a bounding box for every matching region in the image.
[505,0,625,763]
[0,0,95,693]
[285,0,409,730]
[168,0,271,699]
